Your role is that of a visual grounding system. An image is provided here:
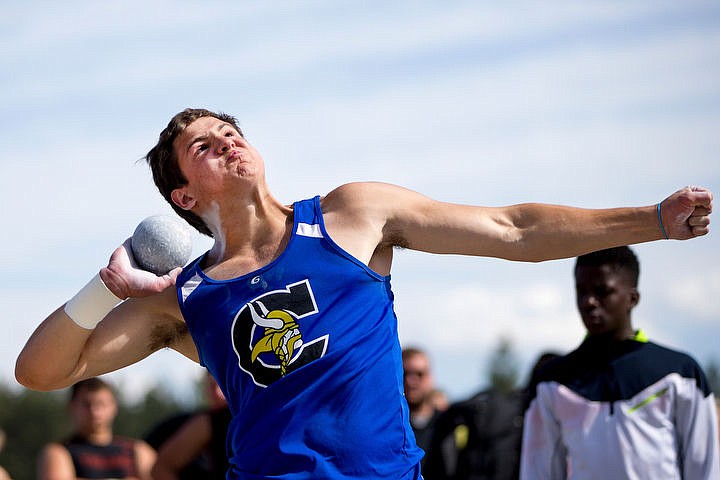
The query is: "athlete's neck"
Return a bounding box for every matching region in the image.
[203,191,292,262]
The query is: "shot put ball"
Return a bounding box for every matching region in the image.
[131,215,193,275]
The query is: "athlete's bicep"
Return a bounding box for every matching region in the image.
[323,182,498,267]
[81,287,197,376]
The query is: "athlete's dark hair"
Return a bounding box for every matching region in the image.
[70,377,115,401]
[574,246,640,287]
[145,108,244,237]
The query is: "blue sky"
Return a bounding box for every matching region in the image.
[1,1,719,404]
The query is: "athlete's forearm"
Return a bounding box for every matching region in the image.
[495,203,661,262]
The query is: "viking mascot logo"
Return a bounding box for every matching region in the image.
[232,280,328,387]
[248,302,303,376]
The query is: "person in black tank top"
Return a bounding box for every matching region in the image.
[37,378,156,480]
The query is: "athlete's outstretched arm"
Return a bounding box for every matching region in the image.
[15,241,198,391]
[324,183,712,264]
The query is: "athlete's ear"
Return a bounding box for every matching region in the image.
[171,187,196,211]
[629,288,640,309]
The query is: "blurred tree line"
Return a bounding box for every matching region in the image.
[0,380,199,480]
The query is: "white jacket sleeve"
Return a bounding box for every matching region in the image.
[520,382,568,480]
[675,380,720,480]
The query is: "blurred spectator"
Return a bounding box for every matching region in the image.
[37,377,156,480]
[424,351,559,480]
[402,347,442,462]
[148,371,230,479]
[521,246,720,479]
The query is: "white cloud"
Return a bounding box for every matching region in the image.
[663,271,720,319]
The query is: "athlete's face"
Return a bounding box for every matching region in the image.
[69,387,118,435]
[403,353,434,409]
[575,264,638,339]
[170,116,264,212]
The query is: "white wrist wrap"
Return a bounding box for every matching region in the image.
[64,273,123,329]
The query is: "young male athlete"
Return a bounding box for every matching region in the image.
[37,377,156,480]
[16,108,713,479]
[520,247,720,479]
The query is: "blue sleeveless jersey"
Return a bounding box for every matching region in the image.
[176,196,424,479]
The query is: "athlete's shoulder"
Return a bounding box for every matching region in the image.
[323,182,402,205]
[633,340,715,398]
[320,182,401,225]
[322,182,430,220]
[642,341,708,376]
[641,340,701,365]
[38,441,74,472]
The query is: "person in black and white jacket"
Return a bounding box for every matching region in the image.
[521,246,719,480]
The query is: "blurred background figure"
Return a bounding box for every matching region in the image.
[149,371,231,479]
[423,351,560,480]
[521,246,720,479]
[0,428,12,480]
[403,347,445,466]
[37,377,156,480]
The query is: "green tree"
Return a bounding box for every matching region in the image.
[487,336,520,393]
[0,385,68,480]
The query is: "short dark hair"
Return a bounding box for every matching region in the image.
[70,377,115,401]
[401,347,428,361]
[145,108,244,237]
[575,246,640,287]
